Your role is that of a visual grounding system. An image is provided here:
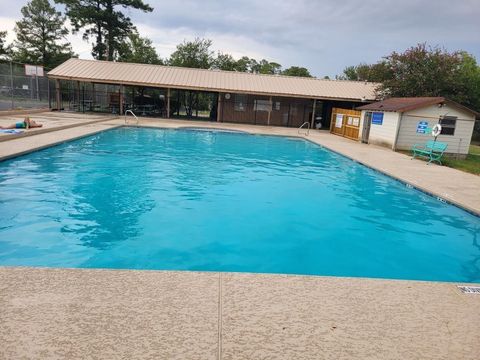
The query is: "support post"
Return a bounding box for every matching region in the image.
[92,83,96,111]
[166,88,171,118]
[35,66,40,101]
[217,92,223,122]
[76,81,80,111]
[55,79,61,111]
[47,77,50,108]
[119,85,124,115]
[10,61,14,110]
[267,96,272,126]
[310,99,317,129]
[287,103,291,127]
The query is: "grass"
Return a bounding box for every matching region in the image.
[400,144,480,175]
[442,145,480,175]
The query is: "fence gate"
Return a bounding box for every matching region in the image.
[330,107,362,140]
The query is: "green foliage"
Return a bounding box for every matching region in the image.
[340,43,480,112]
[116,31,162,64]
[56,0,153,61]
[12,0,74,68]
[441,145,480,175]
[339,62,391,82]
[455,52,480,111]
[282,66,312,77]
[0,31,12,58]
[212,52,237,71]
[167,39,313,77]
[168,38,213,69]
[257,59,282,75]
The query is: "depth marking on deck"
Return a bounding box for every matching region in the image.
[457,286,480,294]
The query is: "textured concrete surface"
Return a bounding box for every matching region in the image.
[1,268,479,360]
[221,273,480,360]
[0,119,121,161]
[0,267,219,360]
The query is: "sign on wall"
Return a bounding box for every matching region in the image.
[371,112,384,125]
[416,121,429,134]
[335,114,343,128]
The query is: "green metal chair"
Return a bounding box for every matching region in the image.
[412,140,448,165]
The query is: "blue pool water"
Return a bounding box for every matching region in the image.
[0,127,479,282]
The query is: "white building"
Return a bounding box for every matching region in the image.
[356,97,478,156]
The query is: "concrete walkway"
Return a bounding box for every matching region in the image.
[0,111,118,142]
[1,267,479,360]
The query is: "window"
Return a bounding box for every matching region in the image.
[234,94,247,112]
[254,99,271,112]
[439,116,457,136]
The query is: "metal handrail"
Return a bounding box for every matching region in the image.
[298,121,310,136]
[124,109,139,124]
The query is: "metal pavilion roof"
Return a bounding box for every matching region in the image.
[48,58,379,102]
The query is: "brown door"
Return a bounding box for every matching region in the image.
[330,107,361,140]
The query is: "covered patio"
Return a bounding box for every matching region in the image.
[48,58,378,128]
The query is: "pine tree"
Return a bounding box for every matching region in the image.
[13,0,74,68]
[57,0,153,61]
[0,31,12,58]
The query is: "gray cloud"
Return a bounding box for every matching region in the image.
[1,0,479,77]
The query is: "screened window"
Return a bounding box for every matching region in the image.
[254,99,271,112]
[234,94,247,112]
[439,116,457,136]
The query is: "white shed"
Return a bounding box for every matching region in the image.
[356,97,478,156]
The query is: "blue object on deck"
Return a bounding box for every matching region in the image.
[0,129,23,134]
[0,128,478,282]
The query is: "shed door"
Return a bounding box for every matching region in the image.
[361,111,372,143]
[330,108,361,140]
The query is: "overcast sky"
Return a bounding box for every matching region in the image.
[0,0,479,77]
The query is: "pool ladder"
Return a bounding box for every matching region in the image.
[298,121,310,136]
[124,110,139,125]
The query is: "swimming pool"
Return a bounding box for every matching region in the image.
[0,127,479,282]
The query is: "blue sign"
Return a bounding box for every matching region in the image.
[416,121,429,134]
[371,112,384,125]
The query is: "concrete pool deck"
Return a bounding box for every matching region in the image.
[0,112,479,359]
[1,267,479,360]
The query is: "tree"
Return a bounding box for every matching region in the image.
[339,62,391,82]
[168,38,213,69]
[380,44,456,97]
[0,31,12,58]
[57,0,153,61]
[234,56,252,72]
[339,43,480,111]
[456,52,480,111]
[257,59,282,74]
[12,0,74,68]
[213,52,236,71]
[116,31,162,64]
[282,66,312,77]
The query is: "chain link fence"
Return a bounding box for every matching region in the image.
[0,60,54,111]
